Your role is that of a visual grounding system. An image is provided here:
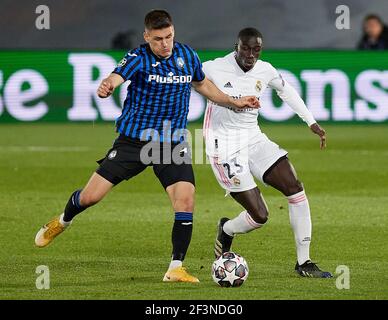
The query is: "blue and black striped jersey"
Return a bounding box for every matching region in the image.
[113,42,205,142]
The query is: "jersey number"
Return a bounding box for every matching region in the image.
[223,158,243,179]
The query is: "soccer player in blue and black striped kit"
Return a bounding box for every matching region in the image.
[35,10,259,282]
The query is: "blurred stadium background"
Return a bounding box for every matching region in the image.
[0,0,387,300]
[2,0,388,49]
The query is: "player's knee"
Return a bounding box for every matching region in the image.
[79,191,102,207]
[249,207,268,225]
[174,196,194,213]
[284,180,304,196]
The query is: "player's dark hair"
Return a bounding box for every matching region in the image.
[238,28,263,41]
[144,9,173,30]
[364,14,383,25]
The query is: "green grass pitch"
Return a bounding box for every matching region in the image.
[0,123,387,300]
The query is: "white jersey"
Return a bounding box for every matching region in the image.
[203,52,315,158]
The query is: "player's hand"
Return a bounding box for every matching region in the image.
[310,123,326,149]
[233,96,260,109]
[97,78,114,98]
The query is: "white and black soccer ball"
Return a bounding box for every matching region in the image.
[211,252,249,287]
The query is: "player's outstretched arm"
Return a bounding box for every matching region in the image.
[192,77,259,109]
[97,73,124,98]
[268,74,326,149]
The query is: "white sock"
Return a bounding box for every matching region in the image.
[287,190,312,265]
[168,260,183,270]
[59,213,71,227]
[223,210,263,237]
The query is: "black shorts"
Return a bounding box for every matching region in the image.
[96,134,195,189]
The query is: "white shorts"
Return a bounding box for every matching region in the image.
[208,133,288,193]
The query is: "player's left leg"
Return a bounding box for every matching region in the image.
[263,158,332,278]
[216,187,269,257]
[153,161,199,283]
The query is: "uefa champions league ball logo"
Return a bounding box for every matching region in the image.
[108,150,117,160]
[117,58,127,67]
[177,57,185,69]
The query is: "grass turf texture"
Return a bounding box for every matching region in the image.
[0,123,387,300]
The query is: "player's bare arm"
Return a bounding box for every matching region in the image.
[97,73,124,98]
[310,123,327,149]
[192,77,260,109]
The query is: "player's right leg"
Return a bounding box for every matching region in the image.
[35,135,146,248]
[208,155,268,258]
[35,172,114,247]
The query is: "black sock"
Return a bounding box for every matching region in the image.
[63,189,87,222]
[171,212,193,261]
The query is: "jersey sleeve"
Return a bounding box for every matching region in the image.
[112,50,142,81]
[202,61,214,82]
[267,64,316,126]
[192,51,206,82]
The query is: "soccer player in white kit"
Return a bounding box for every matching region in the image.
[203,28,332,278]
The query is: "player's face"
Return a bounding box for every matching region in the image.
[235,37,262,71]
[364,19,383,39]
[144,26,175,59]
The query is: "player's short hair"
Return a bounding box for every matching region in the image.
[238,28,263,41]
[364,14,383,25]
[144,10,173,30]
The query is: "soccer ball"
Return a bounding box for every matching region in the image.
[211,252,249,287]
